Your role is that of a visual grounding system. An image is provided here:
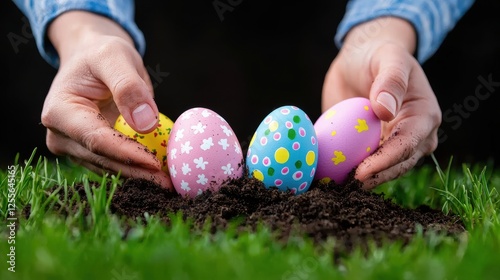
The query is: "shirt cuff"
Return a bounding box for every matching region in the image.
[335,0,474,63]
[16,0,145,68]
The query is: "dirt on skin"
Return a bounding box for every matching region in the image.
[36,173,466,260]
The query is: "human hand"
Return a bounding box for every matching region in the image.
[322,17,441,189]
[41,11,172,189]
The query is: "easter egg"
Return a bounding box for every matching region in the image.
[114,112,173,173]
[167,107,244,198]
[246,106,318,195]
[314,97,381,185]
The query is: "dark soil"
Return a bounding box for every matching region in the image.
[36,173,466,260]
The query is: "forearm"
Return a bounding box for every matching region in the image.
[48,11,134,64]
[12,0,144,68]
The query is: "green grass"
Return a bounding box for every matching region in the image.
[1,148,500,279]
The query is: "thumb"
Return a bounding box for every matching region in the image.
[369,48,412,122]
[94,52,159,133]
[113,73,159,134]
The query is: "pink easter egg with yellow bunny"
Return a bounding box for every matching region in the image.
[314,97,381,185]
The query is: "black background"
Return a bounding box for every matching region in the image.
[1,0,499,170]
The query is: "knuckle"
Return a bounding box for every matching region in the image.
[45,131,65,155]
[396,160,414,177]
[428,102,442,126]
[68,156,83,166]
[112,75,141,97]
[80,127,107,155]
[426,133,439,155]
[399,134,419,161]
[383,68,408,94]
[409,134,421,150]
[93,155,110,172]
[432,110,442,127]
[41,107,56,129]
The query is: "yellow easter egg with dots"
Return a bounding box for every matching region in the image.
[114,113,173,173]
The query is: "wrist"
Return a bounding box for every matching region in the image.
[342,17,417,56]
[48,11,134,64]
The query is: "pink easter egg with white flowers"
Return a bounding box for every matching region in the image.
[167,108,244,198]
[314,97,381,185]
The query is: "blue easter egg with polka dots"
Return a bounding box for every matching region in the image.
[246,105,318,195]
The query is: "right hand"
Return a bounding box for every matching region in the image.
[42,11,173,189]
[322,17,442,189]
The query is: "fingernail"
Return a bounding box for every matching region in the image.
[132,103,157,131]
[376,91,397,117]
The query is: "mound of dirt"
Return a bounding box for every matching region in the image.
[108,176,465,257]
[24,168,465,260]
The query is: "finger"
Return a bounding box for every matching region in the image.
[48,130,173,189]
[354,118,436,185]
[90,44,159,133]
[361,149,424,189]
[369,46,414,121]
[43,103,163,174]
[75,158,172,190]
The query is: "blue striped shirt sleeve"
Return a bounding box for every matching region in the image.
[12,0,145,68]
[335,0,475,63]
